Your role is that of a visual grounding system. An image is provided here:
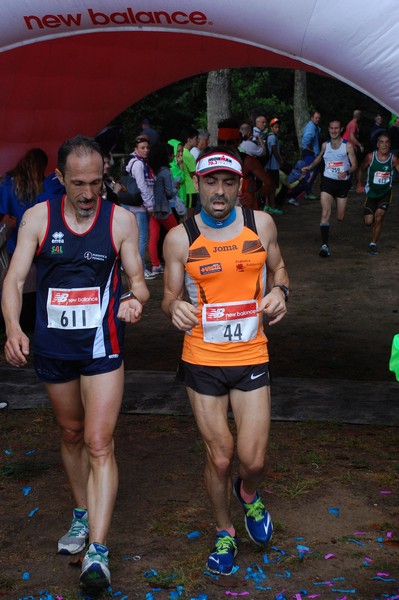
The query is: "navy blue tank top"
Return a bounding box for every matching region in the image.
[33,197,124,359]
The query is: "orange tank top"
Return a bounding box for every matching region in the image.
[182,208,269,366]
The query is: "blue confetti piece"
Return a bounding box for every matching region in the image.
[255,586,272,591]
[331,589,356,593]
[23,486,32,496]
[186,531,201,539]
[372,576,396,582]
[263,553,269,564]
[275,570,291,578]
[25,450,36,455]
[328,507,340,516]
[146,594,155,600]
[203,570,219,580]
[190,595,208,600]
[347,538,365,546]
[231,564,240,574]
[22,572,30,580]
[272,546,287,555]
[29,507,39,518]
[144,568,158,578]
[5,449,12,455]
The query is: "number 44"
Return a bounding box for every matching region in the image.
[223,323,243,341]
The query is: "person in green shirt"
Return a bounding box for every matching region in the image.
[180,127,199,217]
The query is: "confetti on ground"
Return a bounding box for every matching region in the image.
[328,507,340,516]
[187,531,201,539]
[23,486,32,496]
[28,507,39,518]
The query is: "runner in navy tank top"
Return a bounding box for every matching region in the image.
[2,135,149,593]
[34,195,123,360]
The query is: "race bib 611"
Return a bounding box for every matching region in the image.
[47,287,101,330]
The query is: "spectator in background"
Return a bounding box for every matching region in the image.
[0,148,48,330]
[180,127,199,217]
[241,122,267,159]
[191,129,210,160]
[238,139,275,210]
[252,115,268,142]
[101,152,119,204]
[343,109,364,164]
[147,143,179,273]
[115,135,157,280]
[301,111,321,200]
[264,118,283,215]
[370,113,387,151]
[388,116,399,156]
[168,138,187,209]
[140,118,159,146]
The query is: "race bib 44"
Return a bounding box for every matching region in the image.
[47,287,101,330]
[202,299,258,343]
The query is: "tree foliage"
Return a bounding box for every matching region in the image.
[110,67,389,162]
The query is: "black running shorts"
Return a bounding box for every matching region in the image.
[177,360,270,396]
[321,176,352,198]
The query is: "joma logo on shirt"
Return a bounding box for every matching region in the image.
[212,244,238,253]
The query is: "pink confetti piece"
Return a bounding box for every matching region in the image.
[364,557,374,562]
[376,572,390,577]
[353,531,366,535]
[263,489,273,494]
[325,553,336,559]
[308,596,321,599]
[225,592,249,597]
[379,490,392,494]
[293,595,302,599]
[386,531,393,538]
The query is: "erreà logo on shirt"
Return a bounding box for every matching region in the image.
[51,231,64,254]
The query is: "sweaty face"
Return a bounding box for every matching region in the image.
[195,171,241,220]
[57,151,103,219]
[377,136,390,152]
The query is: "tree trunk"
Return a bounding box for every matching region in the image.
[207,69,231,144]
[293,69,309,148]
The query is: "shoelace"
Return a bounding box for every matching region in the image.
[69,518,88,536]
[86,550,107,562]
[215,536,237,555]
[245,497,266,522]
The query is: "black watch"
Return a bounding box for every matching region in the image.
[120,290,142,304]
[273,284,289,302]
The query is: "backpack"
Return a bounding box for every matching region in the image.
[117,174,143,206]
[117,159,143,207]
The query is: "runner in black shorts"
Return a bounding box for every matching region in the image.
[303,119,357,257]
[356,132,399,254]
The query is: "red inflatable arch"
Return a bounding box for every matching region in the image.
[0,0,398,171]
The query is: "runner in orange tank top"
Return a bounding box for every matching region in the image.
[162,146,289,576]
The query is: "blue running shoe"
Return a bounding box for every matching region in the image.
[80,542,111,592]
[207,530,238,575]
[233,478,273,546]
